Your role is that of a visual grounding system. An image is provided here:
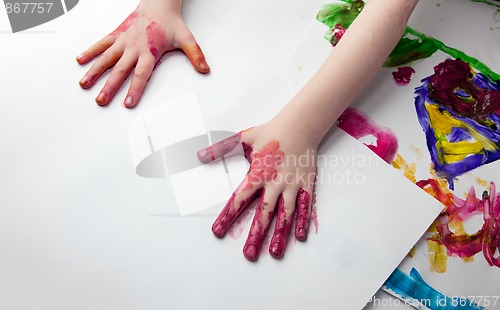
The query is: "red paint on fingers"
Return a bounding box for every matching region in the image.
[243,190,275,262]
[79,74,97,89]
[295,189,311,241]
[212,189,261,238]
[269,196,294,258]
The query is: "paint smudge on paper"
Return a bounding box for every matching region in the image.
[418,179,500,268]
[414,59,500,188]
[338,108,399,163]
[329,24,346,46]
[427,239,448,273]
[392,66,415,86]
[316,0,363,46]
[470,0,500,8]
[384,268,486,310]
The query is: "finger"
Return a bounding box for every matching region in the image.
[212,170,264,238]
[269,191,297,259]
[295,188,313,241]
[181,42,210,74]
[197,133,242,163]
[96,54,137,106]
[80,47,123,92]
[243,187,280,262]
[123,56,156,108]
[76,35,116,65]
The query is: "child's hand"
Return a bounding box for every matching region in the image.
[197,122,318,261]
[77,2,209,108]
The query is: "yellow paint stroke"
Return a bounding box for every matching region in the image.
[407,245,416,258]
[392,154,417,183]
[425,103,498,164]
[466,173,488,187]
[410,145,423,160]
[427,239,448,273]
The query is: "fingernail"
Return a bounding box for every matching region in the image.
[76,53,85,63]
[244,245,259,262]
[199,62,210,72]
[96,92,107,105]
[124,96,134,108]
[269,242,284,259]
[296,227,307,241]
[79,76,90,87]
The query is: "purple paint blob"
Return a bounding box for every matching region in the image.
[392,66,415,86]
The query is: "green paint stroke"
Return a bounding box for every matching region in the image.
[317,0,500,81]
[470,0,500,8]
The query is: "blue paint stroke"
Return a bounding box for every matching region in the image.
[384,268,486,310]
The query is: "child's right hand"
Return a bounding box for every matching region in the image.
[76,0,210,108]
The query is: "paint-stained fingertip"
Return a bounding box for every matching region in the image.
[95,92,108,106]
[212,223,226,238]
[196,61,210,74]
[243,244,259,262]
[197,148,213,164]
[295,227,308,242]
[124,95,137,109]
[269,243,285,259]
[76,53,88,65]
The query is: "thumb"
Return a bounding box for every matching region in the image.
[180,40,210,74]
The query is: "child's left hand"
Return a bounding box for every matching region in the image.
[197,121,318,261]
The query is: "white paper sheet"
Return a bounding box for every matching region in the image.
[0,0,446,309]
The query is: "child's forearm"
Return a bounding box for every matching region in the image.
[274,0,419,146]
